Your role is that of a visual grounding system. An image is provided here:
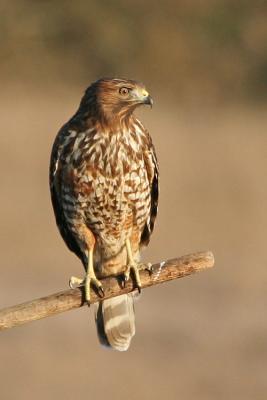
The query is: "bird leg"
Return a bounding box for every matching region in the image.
[69,248,104,304]
[123,239,153,292]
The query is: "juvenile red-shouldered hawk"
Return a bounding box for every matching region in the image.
[50,78,159,351]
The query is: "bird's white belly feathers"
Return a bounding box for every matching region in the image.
[65,129,150,255]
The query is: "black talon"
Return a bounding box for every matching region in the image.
[147,266,154,276]
[98,286,105,298]
[121,275,127,288]
[144,263,154,275]
[137,286,141,294]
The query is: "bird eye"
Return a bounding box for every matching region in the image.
[119,87,130,96]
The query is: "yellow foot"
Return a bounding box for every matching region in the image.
[69,274,104,304]
[123,262,153,292]
[124,238,154,292]
[85,272,104,304]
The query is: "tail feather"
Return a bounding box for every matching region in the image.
[95,294,135,351]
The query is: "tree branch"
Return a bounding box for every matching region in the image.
[0,251,214,331]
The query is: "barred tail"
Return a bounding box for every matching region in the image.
[94,294,135,351]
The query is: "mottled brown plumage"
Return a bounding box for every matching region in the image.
[49,78,159,350]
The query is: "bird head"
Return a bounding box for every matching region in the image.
[81,78,153,125]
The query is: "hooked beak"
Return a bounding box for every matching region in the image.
[132,88,153,108]
[143,95,153,108]
[140,89,153,108]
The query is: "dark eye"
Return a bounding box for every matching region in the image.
[119,87,130,96]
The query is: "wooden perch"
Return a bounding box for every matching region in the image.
[0,251,214,331]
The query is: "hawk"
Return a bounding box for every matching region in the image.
[50,78,159,351]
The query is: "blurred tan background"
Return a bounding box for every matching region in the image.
[1,1,267,399]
